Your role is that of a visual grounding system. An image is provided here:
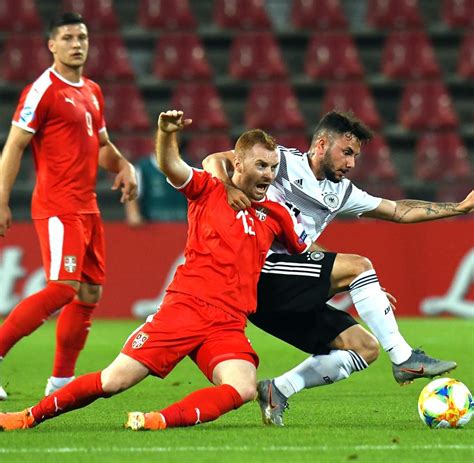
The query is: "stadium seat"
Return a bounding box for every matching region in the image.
[305,32,364,81]
[291,0,348,30]
[138,0,196,30]
[0,0,42,32]
[435,180,473,202]
[62,0,120,31]
[85,34,135,81]
[458,32,474,79]
[186,133,233,166]
[0,35,51,82]
[322,82,382,130]
[214,0,272,29]
[441,0,474,29]
[170,82,229,130]
[399,81,459,130]
[347,135,398,184]
[415,132,472,182]
[381,30,440,80]
[153,32,212,80]
[229,32,287,80]
[102,84,151,131]
[366,0,423,29]
[114,135,155,160]
[245,81,306,131]
[358,181,405,200]
[275,132,310,153]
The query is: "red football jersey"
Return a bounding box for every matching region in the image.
[167,169,311,320]
[12,68,106,219]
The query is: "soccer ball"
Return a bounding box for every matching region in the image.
[418,378,473,428]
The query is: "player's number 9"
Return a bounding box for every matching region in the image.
[85,111,93,136]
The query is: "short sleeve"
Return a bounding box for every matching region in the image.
[168,168,219,201]
[12,83,51,134]
[338,182,382,216]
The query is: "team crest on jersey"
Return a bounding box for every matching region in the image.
[132,332,149,349]
[323,193,339,208]
[91,94,100,111]
[255,207,267,221]
[309,251,325,262]
[63,255,77,273]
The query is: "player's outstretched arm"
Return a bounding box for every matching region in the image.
[362,191,474,223]
[0,125,33,237]
[98,130,138,203]
[203,151,251,210]
[156,110,192,186]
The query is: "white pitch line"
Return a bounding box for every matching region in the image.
[0,445,472,454]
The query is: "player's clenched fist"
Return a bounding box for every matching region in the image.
[158,110,192,133]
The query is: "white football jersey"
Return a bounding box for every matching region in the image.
[267,145,382,251]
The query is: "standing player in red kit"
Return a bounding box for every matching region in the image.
[0,110,311,431]
[0,13,137,400]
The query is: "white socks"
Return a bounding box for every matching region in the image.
[349,269,412,365]
[273,350,368,398]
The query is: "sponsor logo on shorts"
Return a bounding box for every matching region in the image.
[323,193,339,208]
[255,207,267,221]
[132,332,149,349]
[309,251,325,261]
[64,255,77,273]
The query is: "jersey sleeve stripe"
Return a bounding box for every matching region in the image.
[11,121,36,133]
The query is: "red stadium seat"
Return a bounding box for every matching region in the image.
[415,132,471,182]
[186,133,233,165]
[170,82,229,130]
[153,32,212,80]
[347,135,398,183]
[291,0,348,30]
[322,82,382,130]
[114,135,155,160]
[275,132,310,153]
[214,0,272,29]
[102,83,151,131]
[399,81,458,130]
[358,181,405,200]
[381,31,440,80]
[366,0,423,29]
[62,0,119,31]
[435,181,473,202]
[0,0,42,32]
[441,0,474,29]
[305,32,364,80]
[458,32,474,79]
[138,0,196,30]
[245,81,306,131]
[229,32,287,80]
[85,34,135,81]
[0,35,51,82]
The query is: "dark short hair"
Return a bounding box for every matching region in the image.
[312,110,373,146]
[235,129,277,156]
[48,12,87,38]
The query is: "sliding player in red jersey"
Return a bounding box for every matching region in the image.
[0,110,311,431]
[0,12,137,400]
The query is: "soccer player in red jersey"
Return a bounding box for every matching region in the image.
[0,110,311,431]
[0,13,137,400]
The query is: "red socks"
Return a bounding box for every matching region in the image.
[31,371,105,423]
[52,301,96,377]
[159,384,243,427]
[0,282,76,357]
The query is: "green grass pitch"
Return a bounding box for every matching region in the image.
[0,318,472,463]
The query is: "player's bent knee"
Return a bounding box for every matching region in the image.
[362,333,380,364]
[351,255,373,278]
[78,283,103,304]
[226,381,257,403]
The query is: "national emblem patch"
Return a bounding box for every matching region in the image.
[64,255,77,273]
[132,332,149,349]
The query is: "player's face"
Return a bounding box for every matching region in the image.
[238,145,279,201]
[322,133,361,183]
[49,24,89,69]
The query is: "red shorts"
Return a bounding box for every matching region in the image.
[121,292,259,381]
[34,213,106,284]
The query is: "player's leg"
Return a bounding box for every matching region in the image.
[331,253,457,383]
[46,214,106,395]
[0,353,149,431]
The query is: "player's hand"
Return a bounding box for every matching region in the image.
[455,190,474,214]
[158,110,192,134]
[381,287,397,311]
[0,204,12,237]
[112,163,138,203]
[224,183,251,210]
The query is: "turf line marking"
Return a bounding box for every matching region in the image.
[0,445,472,454]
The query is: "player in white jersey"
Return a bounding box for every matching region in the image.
[203,110,474,426]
